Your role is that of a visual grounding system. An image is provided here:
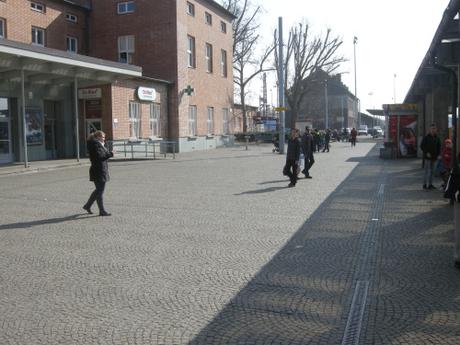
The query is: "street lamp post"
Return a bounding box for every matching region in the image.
[353,36,359,126]
[393,74,397,103]
[325,79,329,129]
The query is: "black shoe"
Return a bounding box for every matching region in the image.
[428,184,436,190]
[423,184,427,190]
[304,175,312,179]
[83,205,93,214]
[99,211,112,216]
[288,183,295,187]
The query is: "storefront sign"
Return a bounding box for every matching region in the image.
[25,107,43,146]
[78,88,102,99]
[137,87,156,102]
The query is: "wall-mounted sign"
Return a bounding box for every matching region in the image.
[78,88,102,99]
[137,87,156,102]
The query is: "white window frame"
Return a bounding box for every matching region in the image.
[222,108,229,134]
[117,1,135,14]
[65,13,78,23]
[66,36,78,53]
[30,2,45,13]
[188,105,197,136]
[118,35,135,64]
[186,1,195,16]
[187,35,196,68]
[207,107,214,135]
[205,12,212,25]
[0,18,5,39]
[31,26,45,46]
[221,49,227,77]
[129,102,141,138]
[205,43,213,73]
[149,103,161,137]
[220,21,227,33]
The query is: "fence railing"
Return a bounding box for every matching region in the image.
[108,140,176,160]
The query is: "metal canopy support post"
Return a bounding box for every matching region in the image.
[21,68,28,168]
[74,77,80,162]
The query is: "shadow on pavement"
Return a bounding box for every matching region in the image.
[0,214,91,231]
[234,186,288,195]
[188,146,460,344]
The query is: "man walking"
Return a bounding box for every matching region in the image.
[350,127,357,147]
[301,126,315,178]
[420,123,441,190]
[283,129,301,187]
[322,129,331,152]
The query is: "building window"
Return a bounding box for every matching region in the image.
[186,1,195,16]
[150,103,161,137]
[205,43,213,73]
[207,107,214,135]
[187,35,196,68]
[31,26,45,46]
[0,18,5,38]
[65,13,78,23]
[188,105,197,136]
[30,2,45,13]
[66,36,78,53]
[205,12,212,25]
[220,21,227,33]
[221,49,227,77]
[129,101,141,138]
[222,108,229,134]
[117,1,135,14]
[118,35,135,64]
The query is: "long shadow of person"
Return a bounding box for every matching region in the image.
[0,214,91,231]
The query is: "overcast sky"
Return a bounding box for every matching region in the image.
[249,0,450,113]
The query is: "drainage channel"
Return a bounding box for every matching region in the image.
[341,168,387,345]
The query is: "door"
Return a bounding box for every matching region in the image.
[45,119,56,159]
[86,119,102,137]
[0,98,12,164]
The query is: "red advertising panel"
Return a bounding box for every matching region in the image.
[384,104,418,158]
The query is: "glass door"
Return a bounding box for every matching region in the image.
[0,98,12,164]
[86,119,102,137]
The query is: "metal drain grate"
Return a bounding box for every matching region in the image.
[341,280,369,345]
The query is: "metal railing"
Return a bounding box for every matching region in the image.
[108,139,176,160]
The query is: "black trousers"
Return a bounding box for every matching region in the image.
[302,154,315,176]
[283,159,298,185]
[323,141,330,152]
[85,181,106,212]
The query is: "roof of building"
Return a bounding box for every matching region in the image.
[56,0,91,10]
[201,0,237,20]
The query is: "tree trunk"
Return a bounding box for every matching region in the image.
[241,86,247,133]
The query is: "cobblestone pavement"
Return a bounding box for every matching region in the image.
[0,139,459,345]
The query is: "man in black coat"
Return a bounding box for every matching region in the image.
[420,123,441,190]
[283,129,301,187]
[83,130,114,216]
[301,126,314,178]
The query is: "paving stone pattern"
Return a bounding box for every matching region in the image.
[0,140,459,345]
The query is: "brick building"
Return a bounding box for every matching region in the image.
[0,0,235,165]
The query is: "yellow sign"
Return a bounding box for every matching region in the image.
[274,107,287,111]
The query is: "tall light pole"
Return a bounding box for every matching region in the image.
[393,73,397,103]
[278,17,285,154]
[369,91,374,129]
[353,36,359,126]
[325,79,329,129]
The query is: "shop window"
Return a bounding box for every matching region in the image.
[118,35,135,64]
[205,43,213,73]
[30,2,45,13]
[207,107,214,135]
[129,101,141,138]
[0,18,5,38]
[149,103,161,137]
[186,2,195,16]
[222,108,229,134]
[188,105,197,136]
[66,36,78,53]
[31,26,45,46]
[66,13,78,23]
[117,1,135,14]
[187,35,196,68]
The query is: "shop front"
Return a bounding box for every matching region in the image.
[0,39,142,166]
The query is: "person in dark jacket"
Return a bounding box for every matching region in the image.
[322,129,331,152]
[283,129,301,187]
[83,130,114,216]
[301,126,314,178]
[420,124,441,190]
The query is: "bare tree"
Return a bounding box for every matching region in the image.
[275,21,346,128]
[222,0,275,132]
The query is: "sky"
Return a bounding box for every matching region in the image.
[246,0,451,114]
